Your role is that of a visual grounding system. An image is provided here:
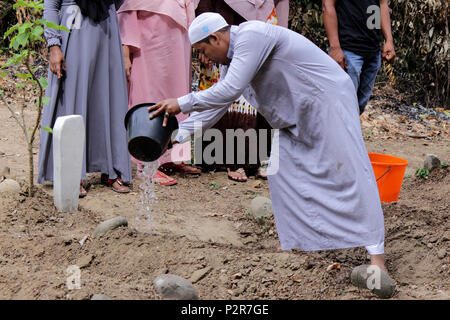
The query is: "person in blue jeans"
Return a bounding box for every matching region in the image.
[323,0,395,114]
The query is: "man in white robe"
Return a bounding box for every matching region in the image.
[149,13,395,298]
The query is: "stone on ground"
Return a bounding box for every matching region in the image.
[351,265,395,299]
[251,196,273,217]
[93,216,128,238]
[437,249,447,259]
[153,274,199,300]
[0,179,20,195]
[77,254,94,269]
[424,154,441,171]
[190,266,212,284]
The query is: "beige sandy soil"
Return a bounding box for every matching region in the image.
[0,82,449,300]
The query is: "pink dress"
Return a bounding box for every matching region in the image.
[118,2,196,166]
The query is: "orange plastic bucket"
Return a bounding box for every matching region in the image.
[368,153,408,203]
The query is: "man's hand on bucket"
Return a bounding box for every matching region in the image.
[148,98,181,127]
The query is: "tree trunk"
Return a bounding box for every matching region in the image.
[28,143,34,197]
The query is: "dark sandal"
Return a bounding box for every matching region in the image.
[79,182,87,198]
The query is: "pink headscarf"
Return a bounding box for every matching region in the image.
[117,0,200,30]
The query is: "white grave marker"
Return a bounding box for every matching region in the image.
[53,115,85,212]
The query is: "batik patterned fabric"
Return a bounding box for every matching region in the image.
[196,7,277,170]
[198,7,278,115]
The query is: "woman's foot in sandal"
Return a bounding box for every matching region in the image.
[79,182,87,198]
[159,162,201,175]
[227,168,248,182]
[256,160,269,180]
[152,170,177,186]
[107,177,130,193]
[256,166,268,180]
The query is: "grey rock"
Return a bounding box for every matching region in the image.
[251,196,273,217]
[93,216,128,238]
[153,274,199,300]
[424,154,441,171]
[0,179,20,195]
[437,249,447,259]
[91,294,111,300]
[77,254,94,269]
[351,265,395,299]
[190,266,212,284]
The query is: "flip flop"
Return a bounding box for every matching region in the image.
[256,166,268,180]
[79,182,87,198]
[160,162,201,175]
[152,170,178,186]
[227,168,248,182]
[351,265,395,298]
[174,163,201,174]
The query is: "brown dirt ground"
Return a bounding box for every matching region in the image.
[0,83,449,300]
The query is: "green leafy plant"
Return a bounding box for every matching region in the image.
[254,215,273,233]
[0,0,68,196]
[415,167,430,180]
[254,215,265,224]
[209,181,220,190]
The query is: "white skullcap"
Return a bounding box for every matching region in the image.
[188,12,229,44]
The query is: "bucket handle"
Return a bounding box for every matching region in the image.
[376,166,391,182]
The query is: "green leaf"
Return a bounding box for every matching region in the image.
[16,83,26,89]
[30,25,44,40]
[42,97,51,105]
[4,24,19,39]
[13,1,30,9]
[18,22,33,34]
[38,77,48,89]
[15,72,31,80]
[43,126,53,134]
[15,32,30,49]
[44,21,69,33]
[0,72,6,78]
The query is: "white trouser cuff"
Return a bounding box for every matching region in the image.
[365,241,385,255]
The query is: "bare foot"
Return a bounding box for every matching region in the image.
[370,254,388,273]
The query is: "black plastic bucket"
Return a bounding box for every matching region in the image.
[124,103,178,162]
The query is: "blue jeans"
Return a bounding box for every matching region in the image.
[343,50,381,114]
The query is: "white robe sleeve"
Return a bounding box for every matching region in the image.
[178,26,276,114]
[174,107,228,143]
